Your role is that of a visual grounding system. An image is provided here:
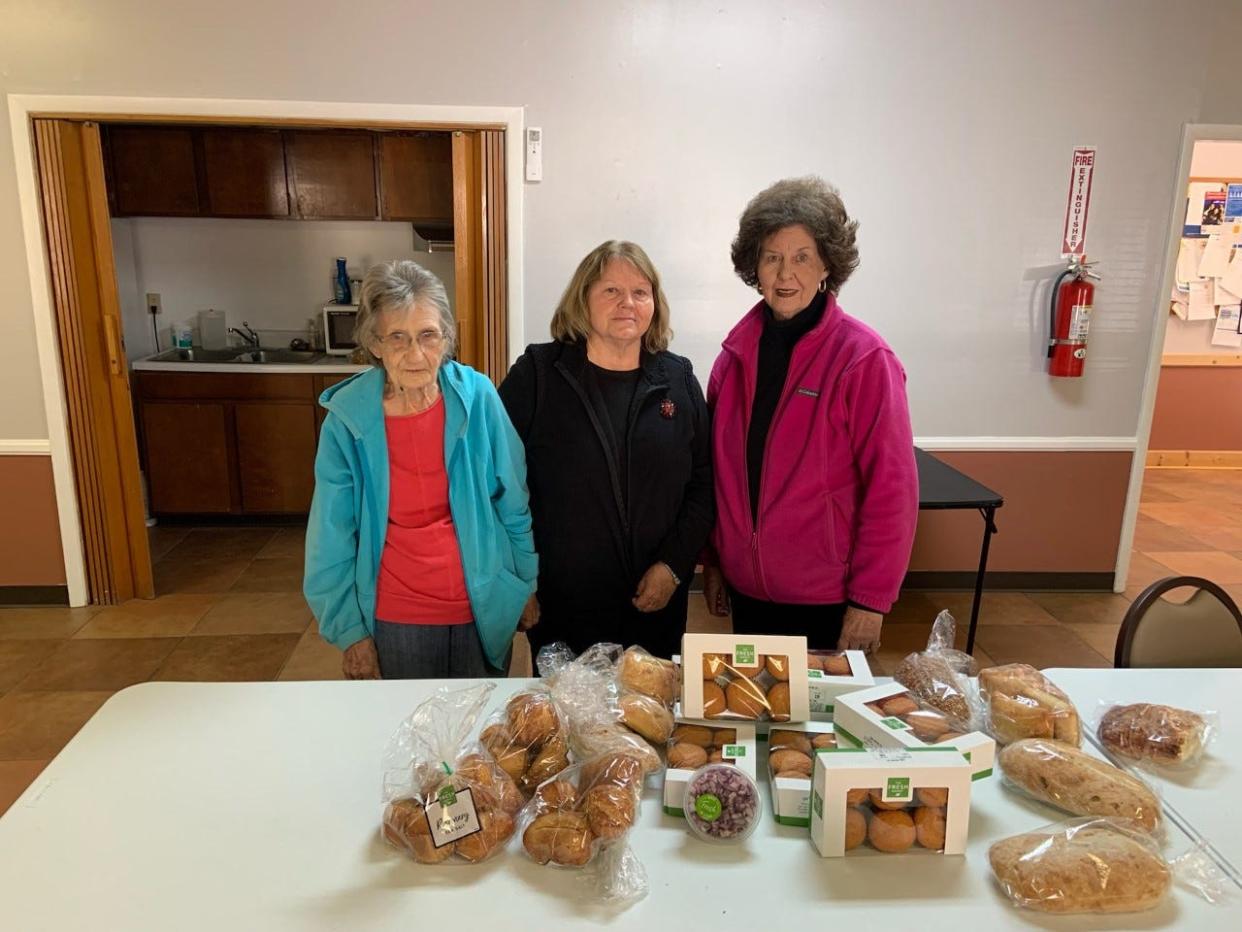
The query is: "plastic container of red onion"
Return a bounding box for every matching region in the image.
[683,763,761,844]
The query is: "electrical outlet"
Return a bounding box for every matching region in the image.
[525,127,542,182]
[146,292,162,316]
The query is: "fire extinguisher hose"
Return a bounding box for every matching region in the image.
[1047,267,1075,358]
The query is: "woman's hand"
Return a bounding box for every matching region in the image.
[633,563,678,613]
[342,637,381,679]
[703,565,730,617]
[837,606,883,653]
[518,594,540,631]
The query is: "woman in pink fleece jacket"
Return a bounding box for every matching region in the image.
[703,177,918,653]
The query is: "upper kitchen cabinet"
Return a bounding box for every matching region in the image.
[285,131,378,220]
[106,125,200,217]
[199,128,290,218]
[379,132,454,224]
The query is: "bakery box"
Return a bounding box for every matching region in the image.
[680,633,810,723]
[662,721,758,817]
[833,682,995,781]
[810,747,973,857]
[767,722,860,827]
[807,649,874,719]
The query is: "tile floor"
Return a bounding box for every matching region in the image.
[1,468,1238,815]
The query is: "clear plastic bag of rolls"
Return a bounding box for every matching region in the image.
[477,684,571,799]
[892,611,979,730]
[1094,701,1218,771]
[978,662,1082,746]
[380,682,522,865]
[517,749,650,904]
[989,816,1229,914]
[613,645,677,747]
[998,738,1163,835]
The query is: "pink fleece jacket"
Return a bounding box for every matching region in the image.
[706,296,918,614]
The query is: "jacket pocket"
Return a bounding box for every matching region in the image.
[828,487,856,568]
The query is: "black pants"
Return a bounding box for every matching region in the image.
[728,590,846,651]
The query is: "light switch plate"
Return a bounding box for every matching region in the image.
[525,127,542,182]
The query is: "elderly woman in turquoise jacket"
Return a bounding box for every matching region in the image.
[304,260,537,679]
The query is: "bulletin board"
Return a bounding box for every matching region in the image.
[1171,178,1242,348]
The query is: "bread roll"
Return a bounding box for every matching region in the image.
[571,724,660,776]
[822,653,852,676]
[583,783,635,840]
[768,749,812,776]
[811,733,838,750]
[988,824,1170,913]
[732,652,766,677]
[523,733,570,790]
[915,786,948,807]
[667,742,708,770]
[893,653,972,725]
[878,693,919,717]
[456,808,514,862]
[766,681,791,720]
[703,652,729,679]
[868,788,910,812]
[523,810,594,866]
[671,724,714,747]
[534,779,578,810]
[769,730,813,755]
[506,693,559,747]
[999,739,1161,832]
[1097,703,1206,766]
[703,681,727,717]
[869,809,916,852]
[913,805,946,849]
[618,649,677,704]
[765,655,790,681]
[725,679,768,718]
[980,663,1080,746]
[618,693,674,744]
[903,708,954,741]
[845,807,867,850]
[712,729,737,745]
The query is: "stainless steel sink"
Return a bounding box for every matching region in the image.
[146,347,324,365]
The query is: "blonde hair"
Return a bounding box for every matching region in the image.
[550,241,672,352]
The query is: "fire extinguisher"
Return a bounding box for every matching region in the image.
[1047,256,1101,378]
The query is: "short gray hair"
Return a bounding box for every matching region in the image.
[353,260,456,363]
[731,176,860,295]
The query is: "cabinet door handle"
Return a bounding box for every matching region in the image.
[104,315,123,376]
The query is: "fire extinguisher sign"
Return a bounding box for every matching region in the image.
[1061,147,1096,257]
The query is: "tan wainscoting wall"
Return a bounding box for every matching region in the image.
[0,455,66,586]
[1149,363,1242,456]
[908,450,1132,575]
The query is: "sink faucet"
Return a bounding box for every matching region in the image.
[229,322,261,348]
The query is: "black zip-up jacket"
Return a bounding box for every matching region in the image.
[498,340,714,659]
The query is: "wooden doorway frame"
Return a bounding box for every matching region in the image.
[9,94,526,607]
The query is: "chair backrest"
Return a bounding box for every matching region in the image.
[1115,576,1242,668]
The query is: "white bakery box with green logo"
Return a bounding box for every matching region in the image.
[662,721,758,817]
[679,633,811,722]
[832,682,996,781]
[806,649,874,720]
[809,747,973,857]
[766,721,861,827]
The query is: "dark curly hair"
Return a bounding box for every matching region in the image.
[730,176,860,294]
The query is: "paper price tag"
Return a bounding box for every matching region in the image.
[424,786,481,848]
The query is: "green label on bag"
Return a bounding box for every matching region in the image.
[734,644,756,665]
[813,790,823,818]
[723,744,745,758]
[694,793,722,822]
[437,785,457,807]
[881,716,911,731]
[808,670,823,679]
[885,777,911,801]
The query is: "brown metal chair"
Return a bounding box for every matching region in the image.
[1115,576,1242,668]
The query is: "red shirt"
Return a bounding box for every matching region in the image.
[375,397,473,624]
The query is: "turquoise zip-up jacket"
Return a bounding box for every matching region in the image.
[303,362,537,670]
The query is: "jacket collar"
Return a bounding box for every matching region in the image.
[553,339,669,389]
[721,293,843,360]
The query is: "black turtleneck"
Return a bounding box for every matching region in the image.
[746,289,828,521]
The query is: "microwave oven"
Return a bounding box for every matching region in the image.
[323,305,360,355]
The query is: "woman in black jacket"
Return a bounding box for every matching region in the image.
[499,241,714,659]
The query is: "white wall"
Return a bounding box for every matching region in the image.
[2,0,1241,443]
[110,218,455,360]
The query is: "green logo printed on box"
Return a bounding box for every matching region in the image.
[734,644,756,665]
[808,670,823,679]
[881,716,911,731]
[723,744,745,758]
[813,791,823,818]
[695,793,722,822]
[437,785,457,807]
[886,777,911,800]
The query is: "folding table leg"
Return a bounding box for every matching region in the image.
[966,506,998,655]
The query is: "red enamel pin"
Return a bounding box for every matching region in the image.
[659,398,676,419]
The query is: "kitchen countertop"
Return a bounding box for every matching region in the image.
[132,349,370,375]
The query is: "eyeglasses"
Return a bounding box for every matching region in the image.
[377,329,445,352]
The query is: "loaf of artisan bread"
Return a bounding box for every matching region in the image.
[893,652,973,726]
[1098,703,1207,767]
[999,739,1161,832]
[979,663,1080,746]
[989,821,1171,913]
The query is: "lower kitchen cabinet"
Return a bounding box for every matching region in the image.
[141,402,234,514]
[234,403,317,513]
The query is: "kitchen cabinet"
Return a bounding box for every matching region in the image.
[106,126,200,217]
[285,131,378,220]
[379,132,454,223]
[141,402,233,513]
[199,128,290,218]
[135,371,327,516]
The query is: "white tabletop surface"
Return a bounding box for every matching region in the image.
[1044,667,1241,882]
[0,679,1233,930]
